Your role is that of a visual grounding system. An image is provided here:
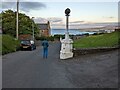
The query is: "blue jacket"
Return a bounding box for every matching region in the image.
[42,40,49,48]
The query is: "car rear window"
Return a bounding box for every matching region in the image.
[21,40,30,44]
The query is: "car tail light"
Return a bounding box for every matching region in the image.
[28,44,31,46]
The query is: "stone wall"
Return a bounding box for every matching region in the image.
[73,47,119,57]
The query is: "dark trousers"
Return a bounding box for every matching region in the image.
[43,48,48,58]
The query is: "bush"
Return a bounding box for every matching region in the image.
[83,33,89,36]
[54,34,65,39]
[92,33,98,35]
[46,36,54,41]
[2,34,20,55]
[35,36,46,41]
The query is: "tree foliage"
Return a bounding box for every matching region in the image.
[1,10,39,37]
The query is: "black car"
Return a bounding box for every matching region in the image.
[20,40,36,50]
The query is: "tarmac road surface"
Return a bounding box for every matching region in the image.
[2,42,118,88]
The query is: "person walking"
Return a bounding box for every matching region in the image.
[42,38,49,59]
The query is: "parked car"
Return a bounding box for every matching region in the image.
[20,40,36,50]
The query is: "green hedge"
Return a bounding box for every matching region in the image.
[2,34,20,55]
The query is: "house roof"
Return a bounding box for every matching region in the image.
[37,23,49,30]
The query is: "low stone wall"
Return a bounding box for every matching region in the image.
[73,47,119,57]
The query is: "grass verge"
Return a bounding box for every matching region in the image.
[73,31,120,48]
[2,34,20,55]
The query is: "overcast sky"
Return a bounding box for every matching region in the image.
[1,0,119,29]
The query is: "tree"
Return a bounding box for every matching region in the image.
[1,10,39,37]
[2,10,16,36]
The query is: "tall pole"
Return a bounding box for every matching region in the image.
[65,8,70,32]
[66,15,69,32]
[32,17,34,40]
[65,8,71,39]
[16,0,19,40]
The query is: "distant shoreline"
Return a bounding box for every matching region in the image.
[52,27,116,32]
[51,29,96,35]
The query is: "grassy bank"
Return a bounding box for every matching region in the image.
[73,31,120,48]
[2,34,20,55]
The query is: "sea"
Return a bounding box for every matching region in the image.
[51,29,95,36]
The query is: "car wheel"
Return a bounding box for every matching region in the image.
[34,46,36,50]
[31,47,33,51]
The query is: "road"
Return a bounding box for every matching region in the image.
[2,42,118,88]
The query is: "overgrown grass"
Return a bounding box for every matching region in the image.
[73,31,120,48]
[2,34,20,55]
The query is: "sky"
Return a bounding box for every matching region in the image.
[1,0,119,29]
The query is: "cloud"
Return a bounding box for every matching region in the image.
[2,2,46,12]
[109,17,115,19]
[89,22,117,26]
[2,0,16,2]
[47,17,63,23]
[102,16,115,19]
[2,2,16,9]
[20,2,46,12]
[33,17,47,23]
[70,21,85,24]
[33,17,117,29]
[33,17,65,29]
[69,20,91,26]
[34,17,64,24]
